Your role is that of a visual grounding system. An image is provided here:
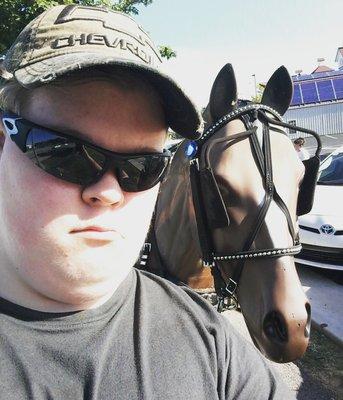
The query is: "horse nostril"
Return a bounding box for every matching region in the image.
[263,311,288,343]
[305,302,311,338]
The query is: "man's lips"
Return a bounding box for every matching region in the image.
[71,226,114,233]
[70,226,122,240]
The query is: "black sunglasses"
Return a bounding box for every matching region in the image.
[2,114,171,192]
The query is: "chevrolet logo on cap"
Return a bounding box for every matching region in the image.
[51,5,161,65]
[3,4,202,139]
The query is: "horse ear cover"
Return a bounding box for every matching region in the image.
[261,66,293,116]
[209,63,238,121]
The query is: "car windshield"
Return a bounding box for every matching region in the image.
[317,151,343,185]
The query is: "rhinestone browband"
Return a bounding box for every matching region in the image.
[213,244,302,261]
[200,104,283,143]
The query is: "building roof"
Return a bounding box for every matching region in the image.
[292,69,343,82]
[290,68,343,107]
[311,65,334,74]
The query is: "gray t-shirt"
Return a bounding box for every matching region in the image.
[0,269,294,399]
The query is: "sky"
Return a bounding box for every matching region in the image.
[135,0,343,108]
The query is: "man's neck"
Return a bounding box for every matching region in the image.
[0,259,130,312]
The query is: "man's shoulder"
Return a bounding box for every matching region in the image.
[135,268,214,307]
[134,268,227,326]
[133,268,236,364]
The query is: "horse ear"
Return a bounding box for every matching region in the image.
[261,66,293,115]
[209,63,238,121]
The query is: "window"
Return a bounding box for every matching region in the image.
[318,152,343,185]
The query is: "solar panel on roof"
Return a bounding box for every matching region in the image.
[326,70,343,78]
[312,72,330,79]
[300,75,313,81]
[290,70,343,107]
[301,82,319,103]
[291,84,302,105]
[333,78,343,99]
[317,80,335,101]
[292,75,310,82]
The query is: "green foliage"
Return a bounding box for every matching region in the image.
[0,0,154,54]
[112,0,152,15]
[251,83,265,103]
[158,46,176,60]
[0,0,69,53]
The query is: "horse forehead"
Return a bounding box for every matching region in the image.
[211,144,263,198]
[209,126,302,195]
[209,123,254,168]
[269,134,304,177]
[203,118,248,162]
[224,118,246,135]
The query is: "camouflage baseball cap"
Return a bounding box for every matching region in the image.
[4,5,202,139]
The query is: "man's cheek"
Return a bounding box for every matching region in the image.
[127,188,158,221]
[5,207,43,249]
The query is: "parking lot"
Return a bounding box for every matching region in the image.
[303,133,343,158]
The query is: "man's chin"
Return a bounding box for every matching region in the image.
[43,268,132,311]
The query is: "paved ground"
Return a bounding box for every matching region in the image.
[297,264,343,347]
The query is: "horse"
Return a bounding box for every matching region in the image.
[142,64,321,363]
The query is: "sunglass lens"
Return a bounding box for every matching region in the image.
[27,128,106,185]
[25,126,168,191]
[117,156,169,192]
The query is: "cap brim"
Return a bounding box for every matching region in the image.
[14,53,202,139]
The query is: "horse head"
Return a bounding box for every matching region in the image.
[148,64,320,362]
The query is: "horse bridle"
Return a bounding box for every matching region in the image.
[188,103,322,309]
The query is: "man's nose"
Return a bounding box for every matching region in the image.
[81,170,124,207]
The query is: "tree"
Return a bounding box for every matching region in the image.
[158,46,176,60]
[251,83,265,103]
[0,0,175,59]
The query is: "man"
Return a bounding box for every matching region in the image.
[0,5,294,399]
[293,137,310,161]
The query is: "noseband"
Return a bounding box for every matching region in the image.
[188,103,321,309]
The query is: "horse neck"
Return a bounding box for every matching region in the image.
[153,141,202,272]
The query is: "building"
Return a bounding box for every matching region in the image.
[284,48,343,139]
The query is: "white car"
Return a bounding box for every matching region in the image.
[296,146,343,271]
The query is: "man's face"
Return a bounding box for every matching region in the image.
[0,79,166,310]
[294,141,303,151]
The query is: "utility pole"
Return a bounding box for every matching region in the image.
[252,74,257,97]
